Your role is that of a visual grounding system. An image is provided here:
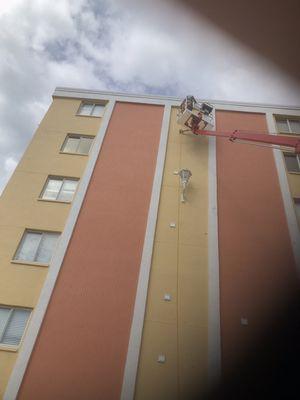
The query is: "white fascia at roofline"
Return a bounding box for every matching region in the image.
[53,87,300,113]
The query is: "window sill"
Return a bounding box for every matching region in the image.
[11,260,49,268]
[37,198,72,205]
[278,131,300,136]
[0,344,18,353]
[75,114,103,118]
[59,151,89,157]
[288,171,300,175]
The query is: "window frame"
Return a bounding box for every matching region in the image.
[76,102,106,117]
[12,229,60,266]
[275,116,300,135]
[0,306,32,350]
[60,134,94,155]
[283,152,300,174]
[39,176,79,203]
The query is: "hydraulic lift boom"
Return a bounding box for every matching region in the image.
[177,96,300,154]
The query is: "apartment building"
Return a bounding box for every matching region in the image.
[0,88,299,400]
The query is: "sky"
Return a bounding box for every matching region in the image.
[1,0,300,194]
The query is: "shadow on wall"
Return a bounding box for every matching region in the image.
[185,286,300,400]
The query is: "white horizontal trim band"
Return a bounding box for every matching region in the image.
[53,87,300,112]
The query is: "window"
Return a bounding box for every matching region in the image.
[14,230,60,264]
[41,177,79,202]
[283,153,300,173]
[0,306,31,347]
[61,134,93,155]
[276,117,300,134]
[294,199,300,221]
[77,102,105,117]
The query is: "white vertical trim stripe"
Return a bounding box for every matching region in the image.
[120,103,172,400]
[266,113,300,271]
[208,136,221,383]
[4,100,116,400]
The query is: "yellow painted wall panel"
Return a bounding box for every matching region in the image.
[167,113,181,145]
[134,321,178,400]
[179,208,208,247]
[162,143,181,187]
[154,185,179,244]
[15,132,89,177]
[0,266,47,308]
[178,245,208,328]
[145,268,178,324]
[178,326,208,397]
[135,107,209,399]
[0,352,18,400]
[40,97,101,134]
[0,172,71,230]
[178,243,208,276]
[151,242,178,275]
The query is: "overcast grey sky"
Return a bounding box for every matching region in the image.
[1,0,300,194]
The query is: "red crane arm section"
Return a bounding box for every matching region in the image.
[193,128,300,154]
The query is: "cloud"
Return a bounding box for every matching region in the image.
[0,157,18,196]
[0,0,300,193]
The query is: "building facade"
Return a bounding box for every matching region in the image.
[0,88,300,400]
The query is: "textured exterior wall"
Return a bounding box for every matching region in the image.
[0,97,100,398]
[134,107,209,399]
[216,110,297,375]
[17,102,164,400]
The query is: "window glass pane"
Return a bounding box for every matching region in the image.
[0,308,10,339]
[35,233,59,264]
[92,105,105,116]
[78,104,92,115]
[58,190,74,202]
[58,179,78,202]
[77,137,93,154]
[15,232,41,262]
[276,119,289,133]
[2,309,31,346]
[289,120,300,134]
[62,137,79,153]
[284,154,300,172]
[42,179,62,200]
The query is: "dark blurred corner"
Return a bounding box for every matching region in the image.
[174,0,300,82]
[183,289,300,400]
[205,290,300,399]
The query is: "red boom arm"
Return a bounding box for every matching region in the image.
[192,128,300,154]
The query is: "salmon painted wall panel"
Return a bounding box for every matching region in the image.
[17,102,164,400]
[216,111,297,374]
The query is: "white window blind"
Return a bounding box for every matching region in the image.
[61,135,93,155]
[0,307,31,346]
[41,177,78,202]
[14,231,60,264]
